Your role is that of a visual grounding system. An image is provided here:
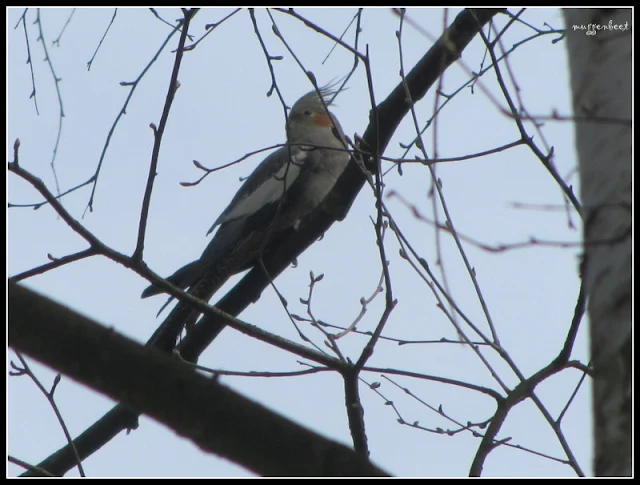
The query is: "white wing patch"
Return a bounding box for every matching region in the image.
[207,153,306,234]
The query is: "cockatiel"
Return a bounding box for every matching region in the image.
[142,86,350,350]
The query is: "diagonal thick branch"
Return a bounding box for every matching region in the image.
[9,282,389,477]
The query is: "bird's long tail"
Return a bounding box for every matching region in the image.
[146,269,231,352]
[145,224,286,352]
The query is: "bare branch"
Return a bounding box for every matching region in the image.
[34,8,65,195]
[9,282,390,477]
[133,8,197,262]
[86,9,117,70]
[10,353,85,476]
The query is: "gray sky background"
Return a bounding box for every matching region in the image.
[8,8,592,477]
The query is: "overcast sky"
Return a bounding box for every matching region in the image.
[8,8,592,477]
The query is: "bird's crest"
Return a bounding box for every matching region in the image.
[291,84,339,115]
[293,74,351,111]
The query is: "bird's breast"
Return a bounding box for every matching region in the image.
[286,147,351,227]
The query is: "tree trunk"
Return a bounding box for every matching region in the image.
[563,8,632,477]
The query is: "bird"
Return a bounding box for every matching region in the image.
[142,85,351,351]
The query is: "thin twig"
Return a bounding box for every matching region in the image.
[9,248,96,282]
[183,143,290,188]
[86,8,117,70]
[369,367,502,401]
[183,8,241,51]
[332,267,385,340]
[468,286,588,476]
[133,8,198,262]
[258,261,332,358]
[190,363,330,379]
[10,353,85,477]
[14,9,40,114]
[388,190,584,253]
[35,8,65,195]
[394,9,503,354]
[51,8,76,46]
[478,27,582,217]
[296,270,348,359]
[248,9,289,107]
[84,16,184,214]
[275,8,367,61]
[8,455,56,477]
[556,360,591,424]
[380,375,570,466]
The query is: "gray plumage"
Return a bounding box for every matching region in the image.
[143,86,350,349]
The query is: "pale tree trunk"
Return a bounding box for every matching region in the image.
[563,8,632,477]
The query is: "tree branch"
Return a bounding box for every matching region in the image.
[9,282,389,477]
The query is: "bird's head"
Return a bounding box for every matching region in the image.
[286,86,344,144]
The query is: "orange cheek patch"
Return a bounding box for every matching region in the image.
[313,113,333,126]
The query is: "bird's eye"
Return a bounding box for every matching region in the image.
[303,110,312,116]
